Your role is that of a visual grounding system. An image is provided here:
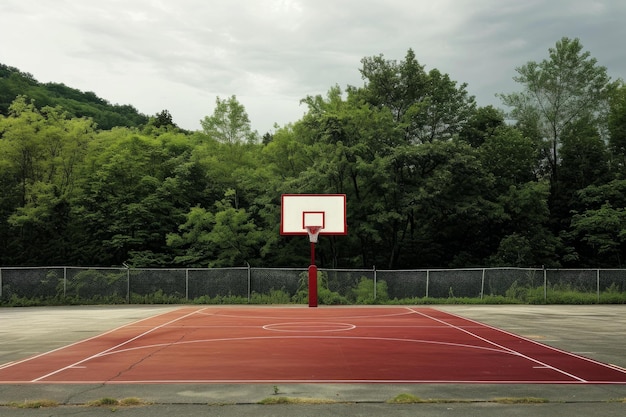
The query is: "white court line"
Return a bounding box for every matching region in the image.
[23,378,626,385]
[435,308,626,376]
[1,308,189,371]
[31,307,208,382]
[408,308,589,382]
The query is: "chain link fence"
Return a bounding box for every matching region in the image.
[1,266,625,305]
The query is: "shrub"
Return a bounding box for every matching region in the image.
[292,270,348,305]
[352,277,389,304]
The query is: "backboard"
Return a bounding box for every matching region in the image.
[280,194,347,236]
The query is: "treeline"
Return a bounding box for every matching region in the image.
[0,64,149,130]
[1,37,625,269]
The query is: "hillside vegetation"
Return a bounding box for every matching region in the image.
[0,64,149,130]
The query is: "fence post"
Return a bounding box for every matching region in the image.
[373,265,377,300]
[0,268,2,299]
[185,269,189,300]
[426,269,430,298]
[247,262,251,302]
[597,269,600,303]
[124,265,130,304]
[543,266,547,303]
[63,267,67,298]
[480,268,485,299]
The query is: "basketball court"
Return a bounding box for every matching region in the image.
[1,305,625,384]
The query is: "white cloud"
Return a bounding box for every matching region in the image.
[1,0,625,133]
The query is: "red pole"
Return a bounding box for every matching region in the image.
[309,242,317,307]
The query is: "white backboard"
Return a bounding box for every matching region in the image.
[280,194,347,235]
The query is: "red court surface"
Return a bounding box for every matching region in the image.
[1,306,625,384]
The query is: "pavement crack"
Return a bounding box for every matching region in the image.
[108,330,194,382]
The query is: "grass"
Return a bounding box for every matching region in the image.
[386,394,549,404]
[3,399,59,408]
[87,397,149,407]
[387,393,426,403]
[0,397,150,410]
[258,397,338,405]
[492,397,549,404]
[387,394,471,404]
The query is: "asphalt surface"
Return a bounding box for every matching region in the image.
[1,304,625,416]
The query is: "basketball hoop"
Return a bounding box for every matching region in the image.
[306,226,322,243]
[280,194,347,308]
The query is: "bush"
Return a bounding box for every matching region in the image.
[250,289,292,304]
[352,277,389,304]
[292,270,348,305]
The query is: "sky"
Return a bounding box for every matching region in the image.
[1,0,625,134]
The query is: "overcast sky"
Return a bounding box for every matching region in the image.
[1,0,625,133]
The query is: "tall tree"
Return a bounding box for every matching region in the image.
[608,82,626,174]
[500,37,615,185]
[353,49,476,144]
[0,97,95,264]
[459,105,505,148]
[200,95,258,144]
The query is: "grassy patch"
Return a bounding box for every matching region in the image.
[492,397,549,404]
[387,393,425,403]
[87,397,149,407]
[258,397,337,405]
[387,394,472,404]
[3,399,59,409]
[119,397,148,406]
[386,394,551,404]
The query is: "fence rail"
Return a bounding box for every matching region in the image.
[1,266,625,305]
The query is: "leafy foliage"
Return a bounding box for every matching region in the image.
[0,64,149,129]
[1,39,625,270]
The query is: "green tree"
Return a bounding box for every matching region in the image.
[354,49,476,144]
[167,191,264,267]
[490,181,559,267]
[389,140,504,267]
[559,116,610,191]
[73,130,196,265]
[608,82,626,174]
[479,126,538,191]
[200,95,258,144]
[459,105,505,148]
[500,37,615,185]
[0,97,95,264]
[294,86,400,267]
[570,203,626,267]
[565,180,626,266]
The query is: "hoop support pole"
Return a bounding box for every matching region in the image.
[308,240,317,307]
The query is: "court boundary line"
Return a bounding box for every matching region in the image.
[0,308,187,371]
[409,307,588,382]
[437,308,626,376]
[2,306,625,385]
[8,379,626,385]
[32,307,208,382]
